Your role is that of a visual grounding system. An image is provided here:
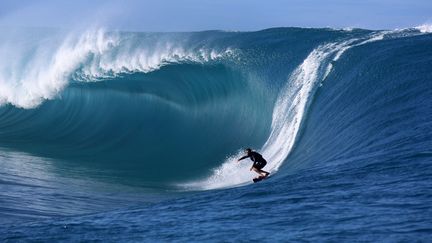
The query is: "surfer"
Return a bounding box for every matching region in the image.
[237,148,270,181]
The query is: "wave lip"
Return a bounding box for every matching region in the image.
[0,29,118,108]
[0,28,235,109]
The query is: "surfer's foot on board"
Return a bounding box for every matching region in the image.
[253,173,270,183]
[261,172,270,178]
[253,176,265,183]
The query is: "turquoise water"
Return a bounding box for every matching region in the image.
[1,27,431,241]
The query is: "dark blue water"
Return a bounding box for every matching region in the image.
[1,27,431,241]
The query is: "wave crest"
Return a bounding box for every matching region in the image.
[0,28,234,108]
[415,24,432,33]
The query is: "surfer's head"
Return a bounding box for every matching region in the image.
[245,148,252,154]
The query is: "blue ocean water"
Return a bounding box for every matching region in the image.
[1,27,431,241]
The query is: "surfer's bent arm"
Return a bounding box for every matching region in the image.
[237,155,249,162]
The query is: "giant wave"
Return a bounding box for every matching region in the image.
[0,27,430,191]
[1,27,432,241]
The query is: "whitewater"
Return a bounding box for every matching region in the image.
[1,27,431,241]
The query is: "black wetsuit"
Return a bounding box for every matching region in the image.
[242,151,267,169]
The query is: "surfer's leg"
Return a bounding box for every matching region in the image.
[256,161,269,177]
[252,167,269,178]
[252,167,264,178]
[252,167,261,175]
[259,169,270,177]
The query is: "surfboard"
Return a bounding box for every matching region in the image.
[253,175,270,183]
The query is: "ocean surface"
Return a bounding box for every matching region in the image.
[1,26,431,241]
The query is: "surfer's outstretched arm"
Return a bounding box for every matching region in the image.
[237,155,249,162]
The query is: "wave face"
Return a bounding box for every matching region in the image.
[1,27,432,236]
[0,27,350,187]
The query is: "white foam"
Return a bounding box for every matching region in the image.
[0,29,117,108]
[0,28,234,108]
[342,27,355,32]
[78,43,233,81]
[181,152,257,190]
[332,32,386,63]
[415,24,432,33]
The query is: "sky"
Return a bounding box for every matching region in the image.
[0,0,431,31]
